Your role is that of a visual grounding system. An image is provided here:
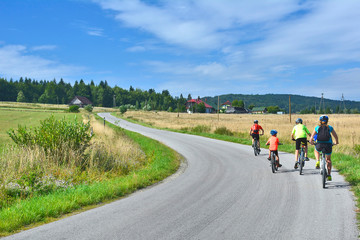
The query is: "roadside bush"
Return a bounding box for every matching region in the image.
[214,127,233,136]
[119,105,127,114]
[84,105,93,112]
[192,125,211,133]
[69,105,80,113]
[7,115,92,157]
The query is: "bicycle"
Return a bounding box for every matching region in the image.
[320,150,327,188]
[270,150,278,173]
[253,138,260,156]
[293,140,309,175]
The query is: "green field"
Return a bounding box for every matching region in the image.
[0,109,81,151]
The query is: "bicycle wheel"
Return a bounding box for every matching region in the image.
[253,139,258,156]
[322,155,326,188]
[299,149,304,175]
[271,152,276,173]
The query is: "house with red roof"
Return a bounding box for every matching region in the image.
[186,99,215,113]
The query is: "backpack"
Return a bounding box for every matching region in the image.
[317,125,331,141]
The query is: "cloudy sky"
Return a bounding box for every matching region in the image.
[1,0,360,101]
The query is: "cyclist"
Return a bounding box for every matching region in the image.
[249,120,264,150]
[310,115,339,181]
[266,130,282,167]
[291,118,311,169]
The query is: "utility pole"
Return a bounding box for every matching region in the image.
[341,93,346,112]
[113,95,116,108]
[319,93,324,113]
[218,96,220,121]
[289,95,291,123]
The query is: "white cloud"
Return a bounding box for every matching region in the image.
[87,27,105,37]
[252,1,360,65]
[31,45,57,51]
[0,44,85,79]
[126,46,146,52]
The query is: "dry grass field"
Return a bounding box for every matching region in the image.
[123,111,360,153]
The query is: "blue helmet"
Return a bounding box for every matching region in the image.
[296,118,302,124]
[319,115,329,123]
[254,120,258,123]
[270,130,277,136]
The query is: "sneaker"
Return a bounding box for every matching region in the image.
[294,162,298,169]
[277,162,282,168]
[267,157,271,161]
[315,161,320,169]
[327,175,332,181]
[305,157,310,161]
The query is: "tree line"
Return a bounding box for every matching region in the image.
[0,77,192,112]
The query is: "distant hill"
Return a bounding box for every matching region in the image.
[201,94,360,113]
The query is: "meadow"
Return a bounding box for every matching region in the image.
[122,111,360,154]
[0,103,180,235]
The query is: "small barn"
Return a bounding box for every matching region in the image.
[69,96,92,108]
[251,107,268,114]
[225,106,250,114]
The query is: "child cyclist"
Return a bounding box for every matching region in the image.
[310,115,339,181]
[266,130,282,167]
[291,118,311,169]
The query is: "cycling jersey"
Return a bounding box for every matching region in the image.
[266,136,279,151]
[251,124,263,134]
[291,124,310,139]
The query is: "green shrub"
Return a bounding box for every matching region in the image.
[214,127,233,136]
[69,105,80,113]
[7,115,92,155]
[84,105,93,112]
[192,125,211,133]
[119,105,127,114]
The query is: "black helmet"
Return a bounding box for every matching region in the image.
[254,120,258,124]
[296,118,303,124]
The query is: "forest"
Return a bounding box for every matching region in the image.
[1,77,359,114]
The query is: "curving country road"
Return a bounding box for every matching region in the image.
[5,113,358,240]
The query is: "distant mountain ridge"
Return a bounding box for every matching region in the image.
[201,94,360,113]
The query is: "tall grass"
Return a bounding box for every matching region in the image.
[0,114,146,210]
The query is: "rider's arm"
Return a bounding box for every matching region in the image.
[291,133,295,140]
[260,128,264,135]
[310,130,316,144]
[331,129,339,145]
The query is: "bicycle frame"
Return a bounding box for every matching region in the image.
[320,152,327,188]
[298,143,306,175]
[253,138,260,156]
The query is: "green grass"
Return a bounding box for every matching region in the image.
[0,109,81,151]
[0,110,181,236]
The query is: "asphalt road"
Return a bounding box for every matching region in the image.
[5,113,358,240]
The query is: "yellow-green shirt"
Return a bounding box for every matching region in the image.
[292,124,310,139]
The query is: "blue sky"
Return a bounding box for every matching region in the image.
[1,0,360,101]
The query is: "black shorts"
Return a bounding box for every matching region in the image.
[295,138,307,150]
[270,150,279,157]
[315,143,332,155]
[252,133,260,140]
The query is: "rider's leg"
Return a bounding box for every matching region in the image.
[326,154,332,175]
[295,149,299,162]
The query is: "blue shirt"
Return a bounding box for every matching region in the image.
[314,125,333,143]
